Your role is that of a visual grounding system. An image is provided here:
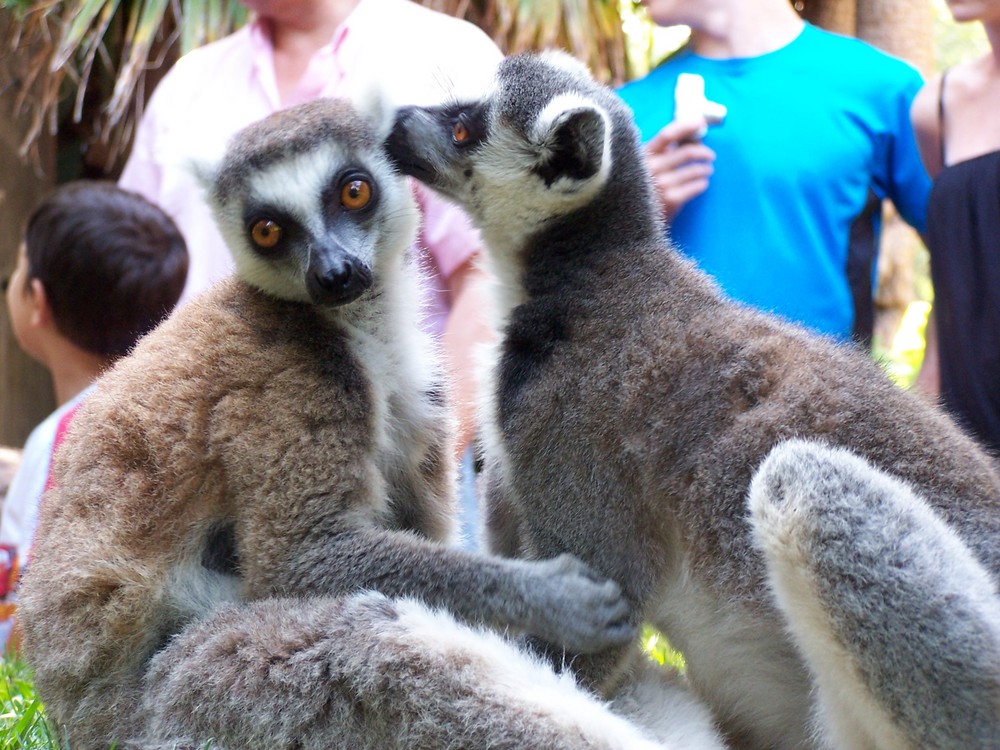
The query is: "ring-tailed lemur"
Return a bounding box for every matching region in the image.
[386,50,1000,749]
[16,96,679,750]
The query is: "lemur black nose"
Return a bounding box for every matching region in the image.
[307,252,373,307]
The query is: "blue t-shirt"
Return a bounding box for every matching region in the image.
[618,23,931,340]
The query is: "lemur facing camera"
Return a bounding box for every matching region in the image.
[17,97,685,750]
[387,50,1000,750]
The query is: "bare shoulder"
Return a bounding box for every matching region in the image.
[922,56,1000,168]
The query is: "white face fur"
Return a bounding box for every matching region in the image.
[385,52,612,264]
[201,100,419,308]
[476,92,611,251]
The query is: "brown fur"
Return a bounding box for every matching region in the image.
[17,276,645,749]
[18,279,441,743]
[17,97,647,750]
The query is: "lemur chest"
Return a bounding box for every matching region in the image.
[345,324,438,481]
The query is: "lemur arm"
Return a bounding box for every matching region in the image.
[253,525,635,655]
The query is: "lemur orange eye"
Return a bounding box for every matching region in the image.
[341,179,372,210]
[453,121,470,143]
[250,219,283,249]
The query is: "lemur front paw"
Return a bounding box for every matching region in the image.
[525,553,636,654]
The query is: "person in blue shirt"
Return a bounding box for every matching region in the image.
[619,0,932,344]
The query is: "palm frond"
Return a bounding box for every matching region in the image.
[432,0,635,84]
[0,0,246,174]
[1,0,645,175]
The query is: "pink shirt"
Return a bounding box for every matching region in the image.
[119,0,502,334]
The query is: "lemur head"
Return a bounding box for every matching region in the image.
[385,50,648,257]
[199,97,418,306]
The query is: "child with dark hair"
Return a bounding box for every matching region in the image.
[1,181,187,647]
[15,180,188,365]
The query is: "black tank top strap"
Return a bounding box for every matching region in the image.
[937,68,950,168]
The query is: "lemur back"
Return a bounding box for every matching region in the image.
[387,51,1000,749]
[16,96,678,750]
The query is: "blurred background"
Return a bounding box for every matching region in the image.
[0,0,988,446]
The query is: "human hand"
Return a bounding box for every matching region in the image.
[644,118,716,222]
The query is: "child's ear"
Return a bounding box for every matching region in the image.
[28,277,53,328]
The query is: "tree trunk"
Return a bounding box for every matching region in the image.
[802,0,857,35]
[0,9,57,450]
[802,0,933,72]
[855,0,934,353]
[858,0,934,74]
[803,0,933,353]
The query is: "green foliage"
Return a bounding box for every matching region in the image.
[641,624,686,673]
[620,0,689,80]
[4,637,683,749]
[874,300,931,390]
[0,0,248,170]
[1,654,59,750]
[931,0,989,70]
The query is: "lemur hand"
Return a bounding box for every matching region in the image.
[517,553,635,654]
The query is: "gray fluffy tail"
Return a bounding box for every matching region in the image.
[749,438,1000,750]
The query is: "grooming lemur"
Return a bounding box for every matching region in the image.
[386,51,1000,749]
[16,96,683,750]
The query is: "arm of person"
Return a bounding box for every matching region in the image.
[414,183,495,462]
[909,73,945,180]
[644,117,716,222]
[883,71,937,234]
[441,256,494,462]
[117,71,172,202]
[907,75,943,401]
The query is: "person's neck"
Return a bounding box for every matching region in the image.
[268,0,358,56]
[266,0,361,99]
[689,1,804,59]
[43,341,110,407]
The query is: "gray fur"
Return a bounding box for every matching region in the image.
[140,593,669,750]
[17,97,650,750]
[386,51,1000,749]
[750,439,1000,750]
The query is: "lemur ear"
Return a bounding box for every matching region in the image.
[533,95,610,189]
[350,80,397,143]
[187,157,219,192]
